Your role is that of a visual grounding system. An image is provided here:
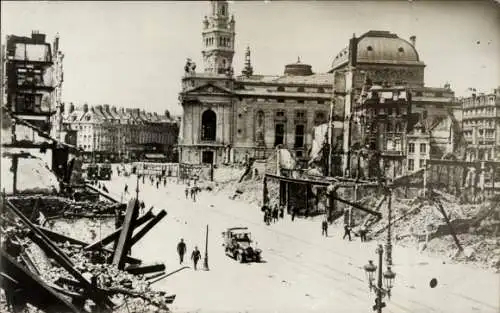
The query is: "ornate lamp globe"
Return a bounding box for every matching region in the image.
[383,266,396,289]
[364,260,377,283]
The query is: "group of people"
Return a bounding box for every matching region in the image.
[176,238,202,270]
[262,205,285,225]
[184,185,200,202]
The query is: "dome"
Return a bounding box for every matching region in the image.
[284,57,313,76]
[331,30,422,70]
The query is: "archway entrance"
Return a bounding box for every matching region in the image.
[202,151,214,164]
[201,110,217,141]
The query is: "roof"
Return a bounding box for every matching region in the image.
[236,73,334,86]
[331,30,423,70]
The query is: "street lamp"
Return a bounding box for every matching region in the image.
[364,244,396,312]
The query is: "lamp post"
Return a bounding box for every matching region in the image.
[385,189,393,266]
[203,224,209,271]
[364,244,396,313]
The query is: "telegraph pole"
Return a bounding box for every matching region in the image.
[328,79,336,177]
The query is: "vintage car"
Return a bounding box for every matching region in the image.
[222,227,262,263]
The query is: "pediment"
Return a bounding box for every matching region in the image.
[183,83,233,96]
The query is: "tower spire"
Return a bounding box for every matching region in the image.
[242,46,253,77]
[201,0,235,74]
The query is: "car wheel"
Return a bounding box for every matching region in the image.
[236,253,244,263]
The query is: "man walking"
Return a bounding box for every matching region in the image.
[177,238,186,264]
[185,187,189,199]
[322,219,328,237]
[343,224,352,241]
[124,184,128,194]
[191,246,201,270]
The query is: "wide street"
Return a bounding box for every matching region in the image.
[104,173,499,313]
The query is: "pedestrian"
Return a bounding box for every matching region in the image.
[163,178,167,187]
[291,206,297,222]
[343,224,352,241]
[359,225,368,242]
[272,206,278,223]
[191,246,201,270]
[124,184,128,194]
[185,187,189,199]
[156,180,160,189]
[177,238,186,264]
[279,206,284,219]
[190,187,196,202]
[322,220,328,237]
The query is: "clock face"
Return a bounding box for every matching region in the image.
[208,87,213,92]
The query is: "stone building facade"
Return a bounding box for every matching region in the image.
[179,1,463,176]
[331,31,463,178]
[63,103,179,162]
[461,89,500,161]
[179,0,335,165]
[3,31,64,145]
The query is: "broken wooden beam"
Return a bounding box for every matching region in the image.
[331,194,383,218]
[144,271,166,281]
[84,183,120,203]
[84,209,154,251]
[128,210,167,248]
[4,199,115,310]
[433,197,464,252]
[1,248,81,313]
[37,226,142,265]
[112,198,139,269]
[124,263,166,275]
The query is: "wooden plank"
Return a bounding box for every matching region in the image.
[124,263,165,275]
[112,198,139,269]
[128,210,167,247]
[433,198,464,252]
[84,209,154,251]
[4,199,115,309]
[1,248,80,313]
[37,227,142,264]
[331,194,383,218]
[84,183,120,203]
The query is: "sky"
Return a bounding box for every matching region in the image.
[2,1,499,115]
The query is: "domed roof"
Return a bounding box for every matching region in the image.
[331,30,422,70]
[284,57,313,76]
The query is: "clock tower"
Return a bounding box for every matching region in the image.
[201,0,235,74]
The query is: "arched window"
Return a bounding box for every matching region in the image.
[201,109,217,141]
[297,87,305,92]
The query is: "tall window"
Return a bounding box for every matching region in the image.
[408,159,414,171]
[294,125,305,148]
[275,124,285,146]
[297,87,305,92]
[420,143,427,154]
[201,110,217,141]
[277,86,285,92]
[408,143,415,153]
[419,159,425,169]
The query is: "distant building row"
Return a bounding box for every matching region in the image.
[61,103,179,162]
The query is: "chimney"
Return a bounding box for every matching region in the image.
[348,33,358,67]
[103,104,110,112]
[410,35,416,47]
[165,110,171,118]
[53,33,60,53]
[83,103,89,112]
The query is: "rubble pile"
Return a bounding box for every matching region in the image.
[1,195,173,313]
[51,218,115,243]
[368,194,500,270]
[8,195,125,218]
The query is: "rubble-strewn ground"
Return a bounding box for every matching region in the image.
[109,170,499,313]
[202,167,500,272]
